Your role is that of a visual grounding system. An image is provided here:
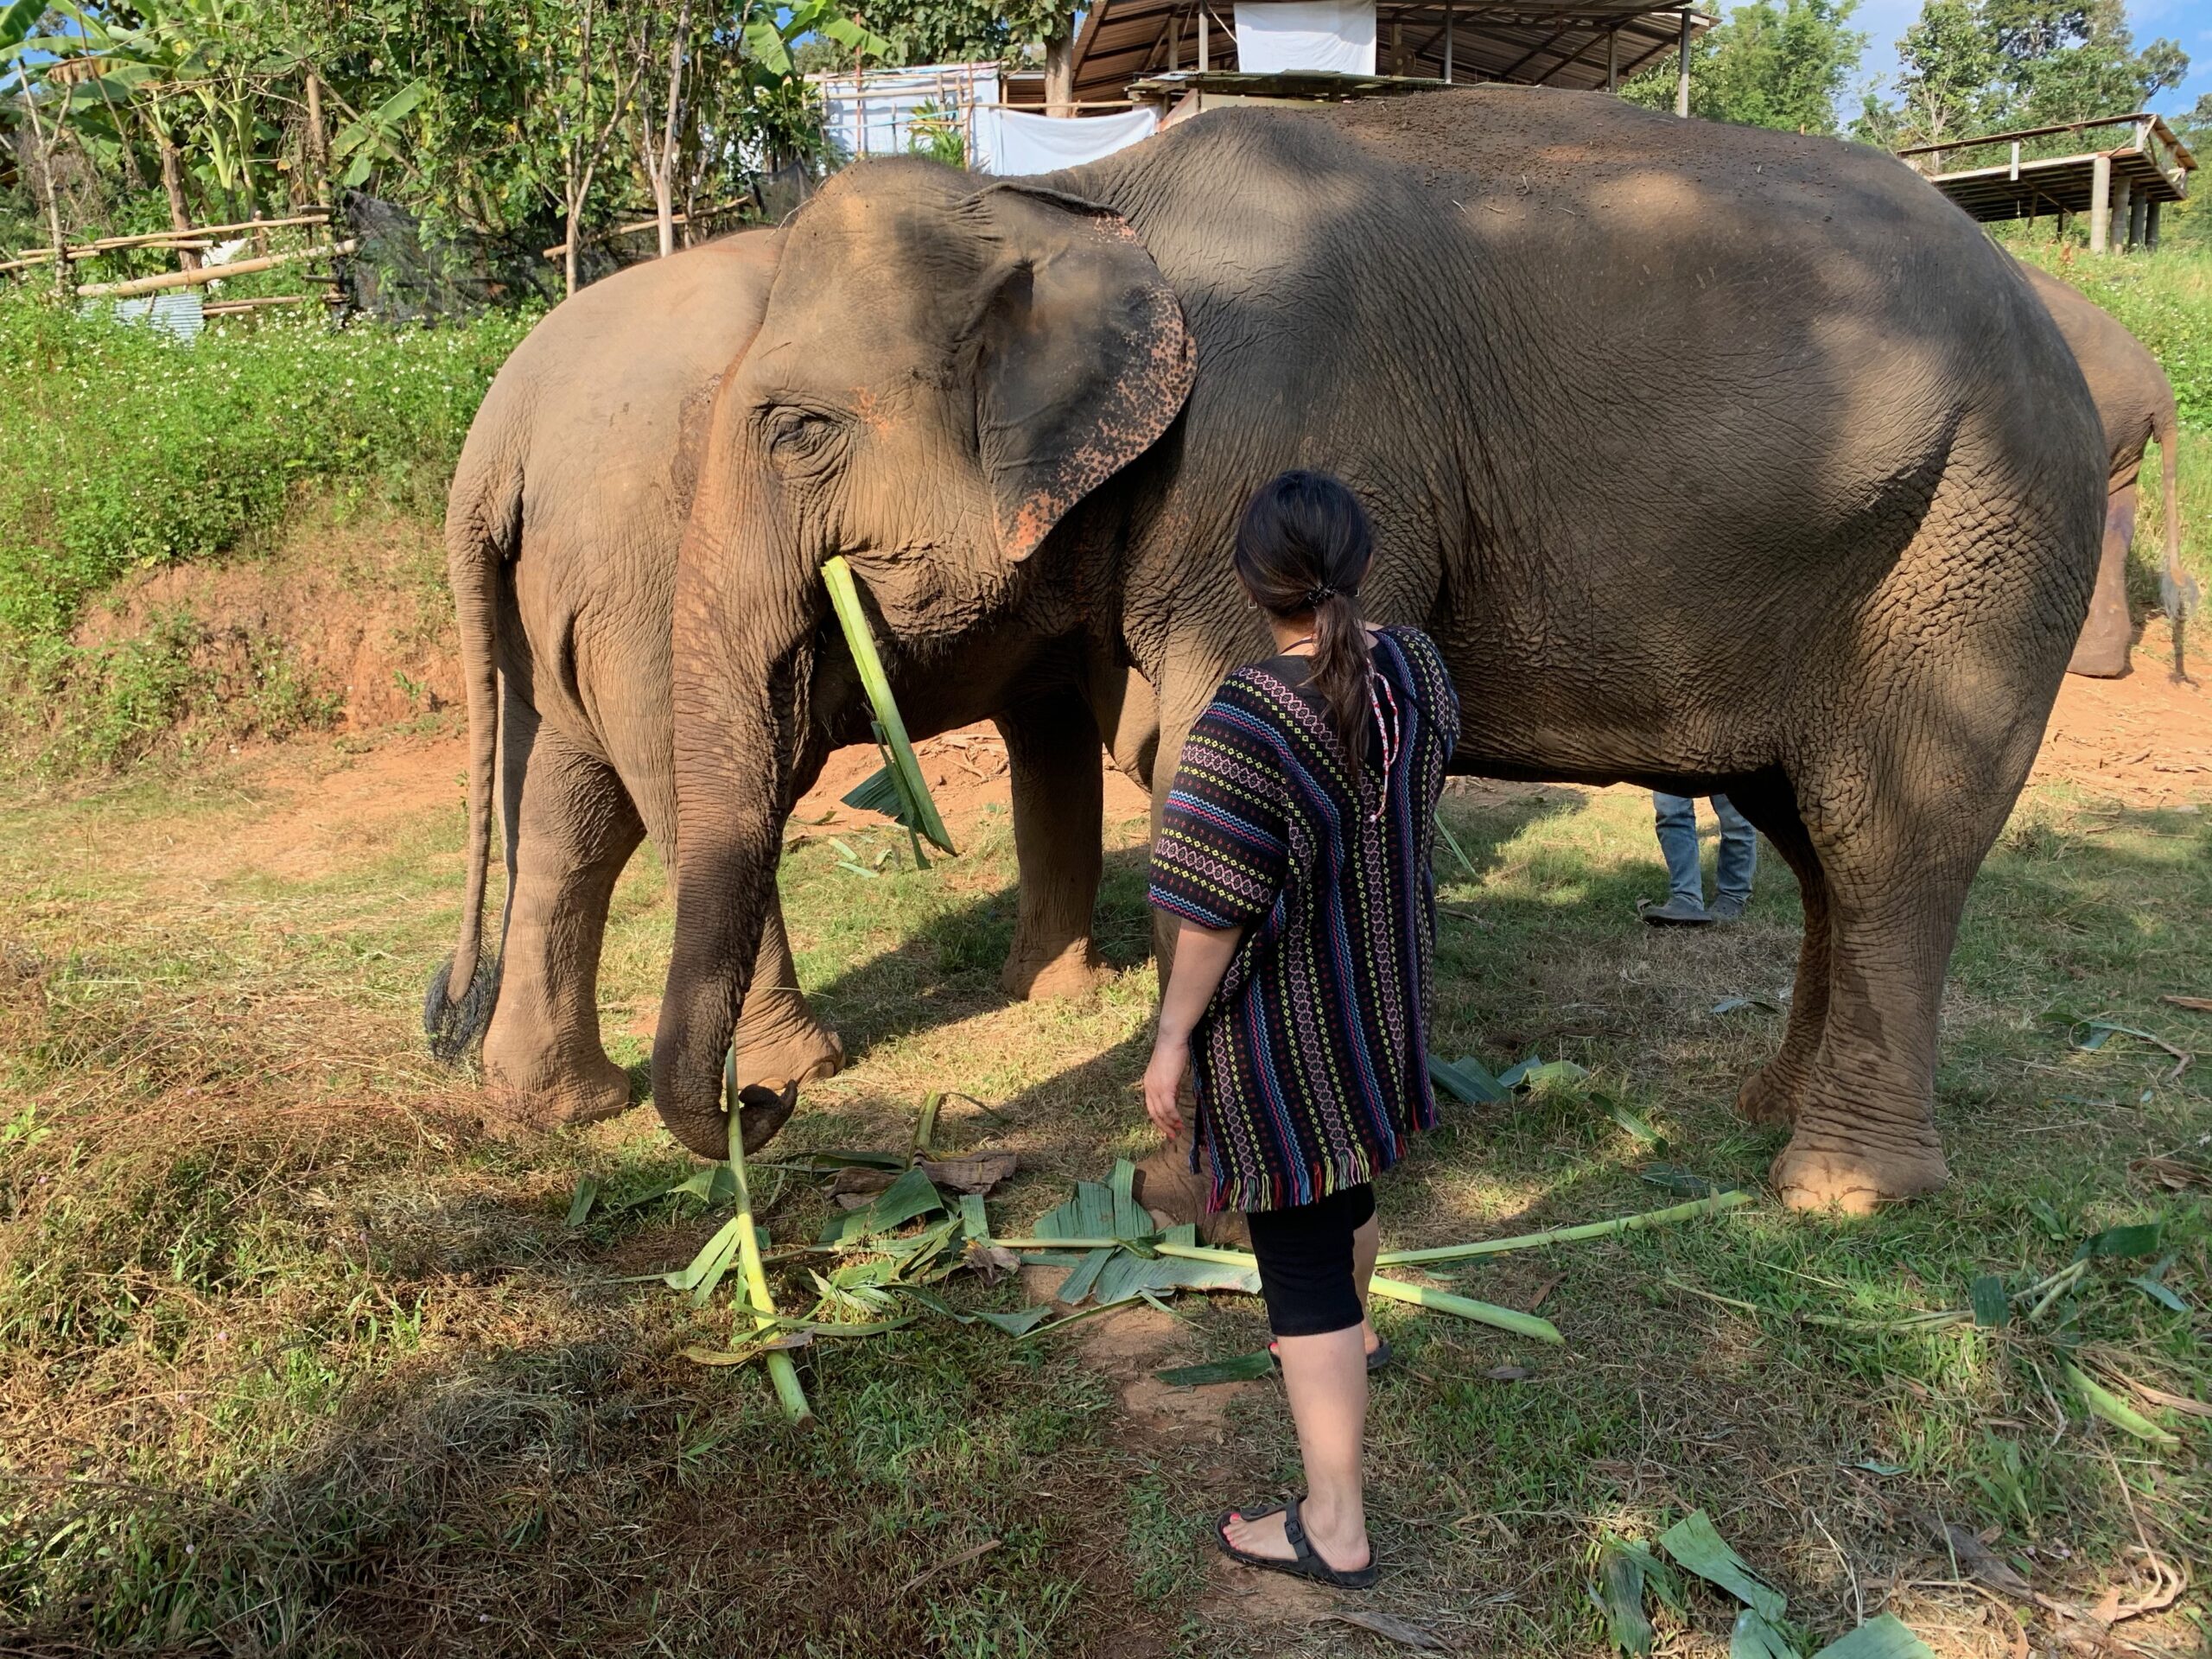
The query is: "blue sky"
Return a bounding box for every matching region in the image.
[1847,0,2212,118]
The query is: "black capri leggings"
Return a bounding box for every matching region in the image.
[1244,1183,1376,1338]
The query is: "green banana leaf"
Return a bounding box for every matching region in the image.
[823,556,955,856]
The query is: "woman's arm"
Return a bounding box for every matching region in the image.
[1142,919,1243,1141]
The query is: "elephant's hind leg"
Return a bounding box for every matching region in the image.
[1725,772,1833,1128]
[480,705,643,1130]
[995,690,1108,1000]
[2066,480,2136,678]
[1771,508,2074,1212]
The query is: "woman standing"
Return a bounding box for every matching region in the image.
[1144,470,1461,1588]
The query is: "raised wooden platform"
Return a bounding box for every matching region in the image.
[1898,113,2195,251]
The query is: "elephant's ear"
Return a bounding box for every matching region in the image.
[963,184,1196,563]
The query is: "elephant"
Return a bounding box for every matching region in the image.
[2018,265,2193,681]
[649,88,2104,1214]
[426,229,1119,1135]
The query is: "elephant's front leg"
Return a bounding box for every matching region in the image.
[731,899,845,1089]
[994,690,1108,1000]
[2067,479,2136,677]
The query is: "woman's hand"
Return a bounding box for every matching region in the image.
[1143,1033,1190,1142]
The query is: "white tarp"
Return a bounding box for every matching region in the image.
[973,105,1161,176]
[1232,0,1378,73]
[813,63,1001,163]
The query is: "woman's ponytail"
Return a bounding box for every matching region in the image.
[1234,471,1376,767]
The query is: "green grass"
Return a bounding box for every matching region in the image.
[0,737,2202,1656]
[0,291,528,776]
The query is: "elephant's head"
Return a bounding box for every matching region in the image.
[652,159,1196,1155]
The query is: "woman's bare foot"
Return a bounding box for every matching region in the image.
[1221,1495,1370,1571]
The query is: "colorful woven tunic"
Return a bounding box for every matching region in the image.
[1147,626,1463,1213]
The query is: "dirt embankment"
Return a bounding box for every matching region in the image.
[67,499,463,744]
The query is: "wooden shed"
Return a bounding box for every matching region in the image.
[1052,0,1713,110]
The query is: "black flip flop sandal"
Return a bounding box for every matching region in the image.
[1268,1338,1392,1373]
[1215,1495,1379,1589]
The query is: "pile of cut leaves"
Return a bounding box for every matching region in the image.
[1595,1511,1932,1658]
[576,1090,1755,1424]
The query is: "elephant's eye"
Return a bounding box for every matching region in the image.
[763,406,839,467]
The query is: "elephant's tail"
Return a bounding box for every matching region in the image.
[2153,392,2197,683]
[426,439,519,1061]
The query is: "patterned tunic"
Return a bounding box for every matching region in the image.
[1147,627,1462,1213]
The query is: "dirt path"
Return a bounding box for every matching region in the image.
[192,639,2207,895]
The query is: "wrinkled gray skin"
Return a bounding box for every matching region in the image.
[427,230,1116,1134]
[655,90,2103,1213]
[2020,266,2194,680]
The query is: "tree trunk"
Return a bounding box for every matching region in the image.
[19,90,68,296]
[654,172,675,257]
[1044,10,1077,116]
[156,137,203,270]
[303,71,327,202]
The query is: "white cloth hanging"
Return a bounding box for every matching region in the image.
[973,105,1161,176]
[1232,0,1378,73]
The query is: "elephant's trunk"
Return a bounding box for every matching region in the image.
[652,474,820,1159]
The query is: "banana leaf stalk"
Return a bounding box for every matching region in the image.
[1373,1192,1754,1266]
[822,556,956,856]
[991,1236,1562,1344]
[728,1087,813,1426]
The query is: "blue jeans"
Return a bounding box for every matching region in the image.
[1653,792,1757,908]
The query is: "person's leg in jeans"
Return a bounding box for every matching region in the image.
[1224,1187,1375,1573]
[1708,793,1758,920]
[1640,791,1712,925]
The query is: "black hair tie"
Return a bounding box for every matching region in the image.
[1302,584,1338,609]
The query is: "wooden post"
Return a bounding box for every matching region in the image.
[1606,25,1618,91]
[2088,152,2110,254]
[1391,14,1404,73]
[1169,7,1180,68]
[1674,10,1691,118]
[2111,174,2133,253]
[1445,2,1454,80]
[1198,3,1209,70]
[2127,190,2147,251]
[2145,198,2161,251]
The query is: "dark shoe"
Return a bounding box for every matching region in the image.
[1707,895,1748,923]
[1216,1495,1379,1589]
[1637,896,1713,927]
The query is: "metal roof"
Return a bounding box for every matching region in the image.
[1065,0,1712,102]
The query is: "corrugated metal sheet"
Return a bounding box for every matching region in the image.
[93,289,205,341]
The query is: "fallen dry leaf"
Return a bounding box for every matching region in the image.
[2160,995,2212,1013]
[896,1536,1001,1596]
[830,1152,1018,1199]
[1918,1513,2032,1600]
[1319,1610,1457,1651]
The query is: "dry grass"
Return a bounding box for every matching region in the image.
[0,707,2206,1656]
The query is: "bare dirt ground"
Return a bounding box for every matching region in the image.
[184,623,2209,899]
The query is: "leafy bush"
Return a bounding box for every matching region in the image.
[0,294,532,645]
